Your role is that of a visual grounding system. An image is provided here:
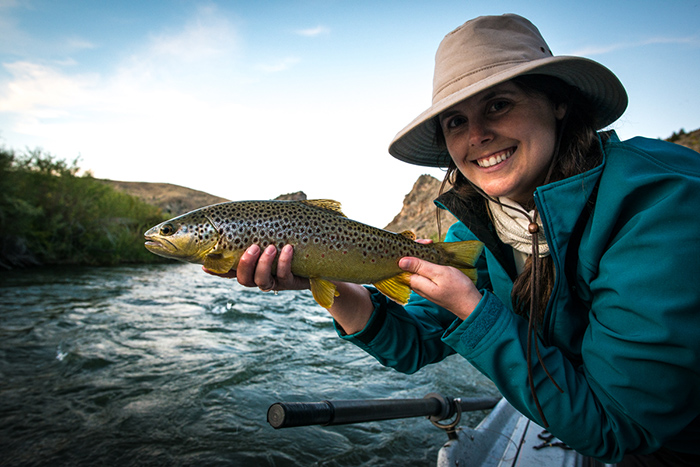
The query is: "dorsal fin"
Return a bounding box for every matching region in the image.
[301,199,346,217]
[399,230,416,241]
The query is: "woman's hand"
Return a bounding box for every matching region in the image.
[203,244,310,292]
[398,256,482,320]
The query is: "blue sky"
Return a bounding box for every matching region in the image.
[1,0,699,227]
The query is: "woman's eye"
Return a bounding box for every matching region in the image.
[489,100,510,113]
[445,115,467,130]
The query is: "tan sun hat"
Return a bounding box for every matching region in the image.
[388,14,628,167]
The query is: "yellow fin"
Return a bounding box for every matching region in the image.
[435,240,484,284]
[399,230,416,241]
[203,240,238,274]
[203,252,236,274]
[309,277,340,309]
[302,199,346,217]
[373,272,413,305]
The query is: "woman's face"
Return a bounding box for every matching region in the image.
[438,81,566,206]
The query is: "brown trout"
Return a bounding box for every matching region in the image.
[144,200,483,308]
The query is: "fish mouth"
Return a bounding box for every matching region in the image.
[144,236,175,252]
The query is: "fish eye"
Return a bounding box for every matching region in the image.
[160,223,176,236]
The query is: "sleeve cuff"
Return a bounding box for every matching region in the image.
[442,290,504,354]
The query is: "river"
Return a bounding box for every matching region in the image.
[0,263,497,466]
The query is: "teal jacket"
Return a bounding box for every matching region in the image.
[338,133,700,462]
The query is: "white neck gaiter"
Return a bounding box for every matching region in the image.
[487,197,550,260]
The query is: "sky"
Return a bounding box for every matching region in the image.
[1,0,699,227]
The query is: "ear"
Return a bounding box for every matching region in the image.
[554,102,567,120]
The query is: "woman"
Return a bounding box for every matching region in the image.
[217,14,700,465]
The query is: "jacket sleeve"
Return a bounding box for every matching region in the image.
[334,289,457,374]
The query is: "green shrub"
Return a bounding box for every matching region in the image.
[0,147,169,268]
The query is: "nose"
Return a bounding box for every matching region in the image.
[468,117,493,147]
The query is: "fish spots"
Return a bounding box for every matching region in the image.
[179,200,437,275]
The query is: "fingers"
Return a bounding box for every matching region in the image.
[399,256,481,320]
[256,245,280,291]
[399,257,441,292]
[235,244,262,287]
[275,244,310,290]
[275,245,295,287]
[231,244,309,292]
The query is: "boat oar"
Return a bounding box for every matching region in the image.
[267,393,500,429]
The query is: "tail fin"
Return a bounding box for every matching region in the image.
[436,240,484,283]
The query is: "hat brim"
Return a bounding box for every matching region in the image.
[388,55,628,167]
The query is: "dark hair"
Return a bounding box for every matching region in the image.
[436,74,604,321]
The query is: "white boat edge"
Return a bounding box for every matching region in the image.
[437,398,614,467]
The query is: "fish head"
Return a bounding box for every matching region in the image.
[144,210,219,264]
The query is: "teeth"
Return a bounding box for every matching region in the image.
[477,150,513,168]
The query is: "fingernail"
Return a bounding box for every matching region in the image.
[398,258,412,270]
[247,244,260,256]
[265,245,277,255]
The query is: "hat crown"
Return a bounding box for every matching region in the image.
[433,14,553,103]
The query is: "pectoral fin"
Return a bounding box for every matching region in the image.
[310,277,340,309]
[373,272,413,305]
[203,251,237,274]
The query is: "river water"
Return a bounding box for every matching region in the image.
[0,263,497,466]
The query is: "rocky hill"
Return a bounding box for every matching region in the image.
[384,174,457,240]
[668,127,700,153]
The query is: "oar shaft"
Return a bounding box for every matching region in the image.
[267,394,500,429]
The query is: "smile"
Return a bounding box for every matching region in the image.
[476,148,514,168]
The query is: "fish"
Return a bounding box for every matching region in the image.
[144,200,483,308]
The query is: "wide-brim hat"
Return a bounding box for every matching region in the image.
[389,14,628,167]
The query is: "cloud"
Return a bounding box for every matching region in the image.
[255,56,301,73]
[570,35,700,57]
[0,3,245,136]
[0,61,99,114]
[295,26,330,37]
[65,37,98,51]
[144,6,239,63]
